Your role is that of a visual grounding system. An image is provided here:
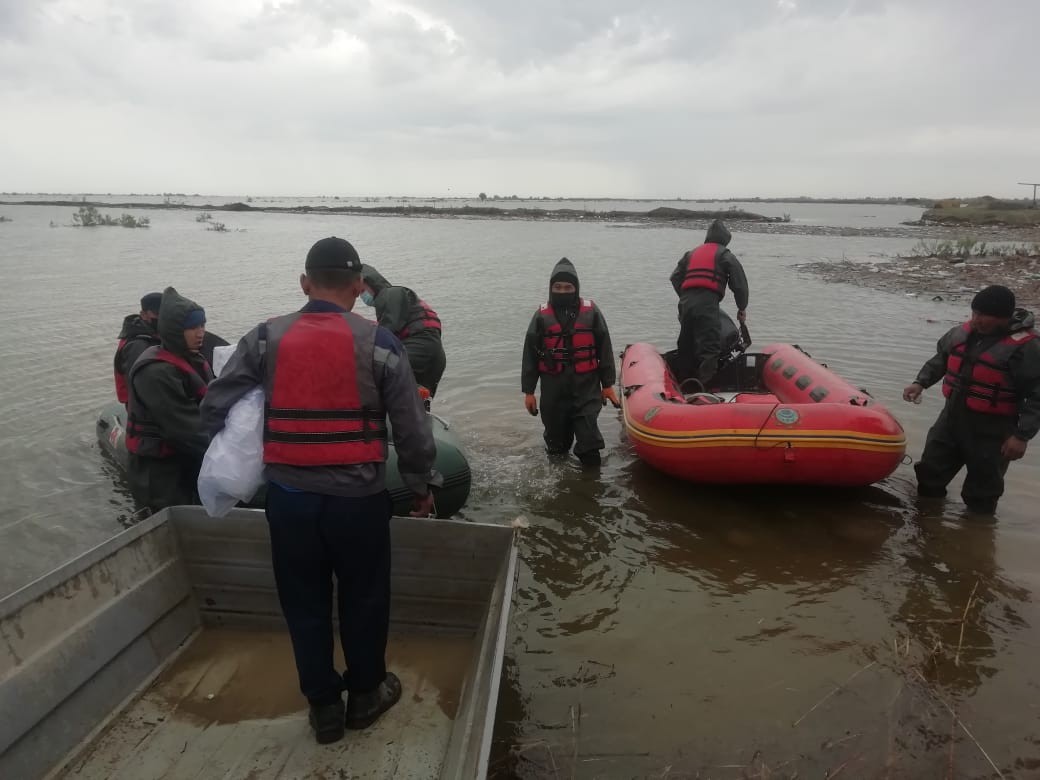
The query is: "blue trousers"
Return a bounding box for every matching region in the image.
[265,483,392,705]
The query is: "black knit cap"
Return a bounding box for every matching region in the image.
[305,236,361,271]
[971,285,1015,317]
[140,292,163,313]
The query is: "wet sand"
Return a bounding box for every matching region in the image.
[799,252,1040,311]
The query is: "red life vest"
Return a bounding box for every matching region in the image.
[114,338,131,404]
[537,299,599,375]
[942,322,1038,416]
[398,297,442,340]
[263,312,388,467]
[680,243,725,295]
[113,334,157,403]
[126,347,212,457]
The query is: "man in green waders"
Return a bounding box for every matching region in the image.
[904,285,1040,514]
[521,258,619,467]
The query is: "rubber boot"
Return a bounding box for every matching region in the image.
[577,450,602,468]
[346,672,402,730]
[308,699,345,744]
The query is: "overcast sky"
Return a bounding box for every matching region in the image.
[1,0,1037,198]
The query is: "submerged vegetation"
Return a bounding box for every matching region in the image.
[72,205,150,228]
[906,238,1040,261]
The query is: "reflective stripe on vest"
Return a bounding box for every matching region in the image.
[126,347,211,457]
[398,297,441,340]
[941,322,1038,416]
[263,312,388,467]
[537,299,599,375]
[680,243,725,295]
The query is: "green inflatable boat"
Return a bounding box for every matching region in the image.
[96,401,472,518]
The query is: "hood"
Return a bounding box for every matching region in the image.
[549,257,580,297]
[361,264,392,295]
[118,313,156,339]
[157,286,204,355]
[1010,307,1035,333]
[705,219,732,246]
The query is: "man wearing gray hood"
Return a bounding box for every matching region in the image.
[670,219,750,386]
[521,258,619,466]
[125,287,213,511]
[360,265,446,398]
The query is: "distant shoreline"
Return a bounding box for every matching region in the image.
[7,198,1040,241]
[0,199,786,224]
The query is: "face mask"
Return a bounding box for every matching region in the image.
[360,291,374,306]
[550,292,578,311]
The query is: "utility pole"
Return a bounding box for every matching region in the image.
[1019,182,1040,208]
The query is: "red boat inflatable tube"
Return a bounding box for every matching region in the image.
[620,342,906,486]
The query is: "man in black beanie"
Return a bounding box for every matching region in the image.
[113,292,163,405]
[904,285,1040,513]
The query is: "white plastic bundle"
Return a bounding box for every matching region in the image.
[198,344,265,517]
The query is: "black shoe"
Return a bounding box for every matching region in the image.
[346,672,402,730]
[308,700,345,744]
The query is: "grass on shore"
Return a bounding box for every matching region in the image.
[922,207,1040,227]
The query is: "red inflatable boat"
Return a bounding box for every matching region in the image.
[620,342,906,486]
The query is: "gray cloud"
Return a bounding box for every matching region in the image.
[0,0,1037,197]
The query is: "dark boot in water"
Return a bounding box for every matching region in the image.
[346,672,402,730]
[309,699,346,744]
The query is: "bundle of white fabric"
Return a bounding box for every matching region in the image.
[197,345,265,517]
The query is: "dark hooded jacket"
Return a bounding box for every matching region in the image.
[128,287,213,461]
[114,314,160,391]
[361,266,442,343]
[521,258,616,395]
[914,308,1040,440]
[670,219,750,317]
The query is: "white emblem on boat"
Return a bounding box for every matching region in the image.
[644,406,661,422]
[775,408,799,425]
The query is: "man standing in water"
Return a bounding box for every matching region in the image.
[202,237,439,745]
[125,287,212,511]
[522,258,619,467]
[360,265,446,400]
[670,219,750,386]
[114,291,162,405]
[904,285,1040,514]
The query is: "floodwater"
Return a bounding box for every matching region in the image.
[1,201,1038,777]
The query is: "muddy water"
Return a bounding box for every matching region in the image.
[2,204,1039,777]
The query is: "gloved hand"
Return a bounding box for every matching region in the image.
[601,386,621,408]
[737,309,747,323]
[524,393,539,416]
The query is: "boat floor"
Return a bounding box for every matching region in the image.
[56,628,474,780]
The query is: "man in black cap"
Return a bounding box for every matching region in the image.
[201,237,440,745]
[125,287,213,511]
[904,285,1040,514]
[670,219,750,386]
[522,258,619,466]
[114,292,162,405]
